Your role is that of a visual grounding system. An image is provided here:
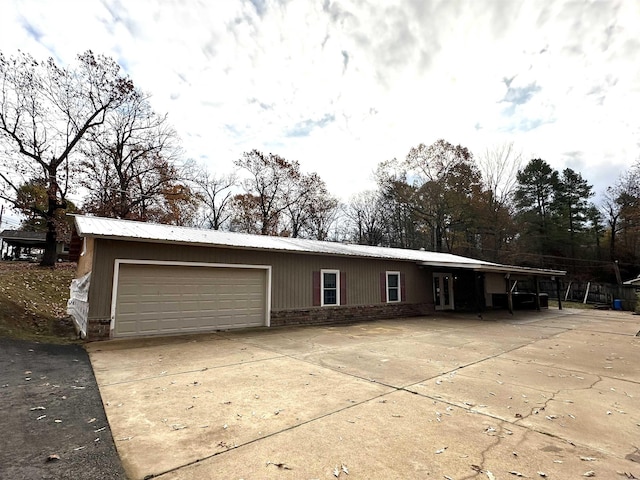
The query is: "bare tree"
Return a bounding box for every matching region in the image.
[194,169,236,230]
[475,142,523,260]
[304,195,339,240]
[477,142,522,208]
[80,90,191,224]
[284,172,339,239]
[234,150,315,235]
[0,50,134,264]
[602,162,640,261]
[344,190,385,246]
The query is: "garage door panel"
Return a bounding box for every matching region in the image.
[114,264,267,338]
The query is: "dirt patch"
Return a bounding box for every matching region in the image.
[0,261,78,343]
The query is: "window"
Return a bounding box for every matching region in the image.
[386,271,401,302]
[321,269,340,306]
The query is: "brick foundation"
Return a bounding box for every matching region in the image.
[86,304,435,340]
[87,318,111,341]
[270,303,434,327]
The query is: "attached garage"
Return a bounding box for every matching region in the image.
[112,261,271,338]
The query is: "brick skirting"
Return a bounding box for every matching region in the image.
[87,318,111,340]
[86,303,435,340]
[270,303,434,327]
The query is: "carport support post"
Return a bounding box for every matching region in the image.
[505,275,513,314]
[474,272,484,313]
[555,277,563,310]
[534,276,541,311]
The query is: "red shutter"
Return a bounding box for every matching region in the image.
[312,271,321,306]
[340,272,347,305]
[380,272,387,302]
[400,272,406,302]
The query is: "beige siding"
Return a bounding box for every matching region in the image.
[76,237,94,277]
[88,239,433,320]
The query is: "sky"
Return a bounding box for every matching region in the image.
[1,0,639,220]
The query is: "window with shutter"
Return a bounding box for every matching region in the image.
[386,271,401,303]
[321,269,340,306]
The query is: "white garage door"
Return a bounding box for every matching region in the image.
[113,263,268,338]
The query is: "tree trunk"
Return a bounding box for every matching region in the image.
[609,218,617,260]
[41,189,58,266]
[41,170,60,267]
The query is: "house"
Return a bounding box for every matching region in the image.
[68,215,566,340]
[0,229,69,261]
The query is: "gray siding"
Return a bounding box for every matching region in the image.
[87,239,433,320]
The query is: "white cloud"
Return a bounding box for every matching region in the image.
[1,0,638,204]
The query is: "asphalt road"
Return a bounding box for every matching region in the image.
[0,337,127,480]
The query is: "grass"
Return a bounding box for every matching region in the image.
[549,299,615,310]
[0,261,79,343]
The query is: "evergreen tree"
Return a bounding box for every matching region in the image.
[553,168,594,259]
[513,159,559,262]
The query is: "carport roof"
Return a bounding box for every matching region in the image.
[72,215,565,277]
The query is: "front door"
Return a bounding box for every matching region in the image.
[433,272,454,310]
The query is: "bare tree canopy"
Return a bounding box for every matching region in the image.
[477,142,522,209]
[232,150,333,237]
[0,50,134,264]
[194,169,237,230]
[79,89,195,225]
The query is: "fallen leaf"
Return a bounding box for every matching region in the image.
[266,461,292,470]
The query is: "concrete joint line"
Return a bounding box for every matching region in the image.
[99,355,285,387]
[145,389,395,479]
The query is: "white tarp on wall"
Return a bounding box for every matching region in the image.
[67,272,90,339]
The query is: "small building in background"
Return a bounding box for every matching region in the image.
[0,229,69,261]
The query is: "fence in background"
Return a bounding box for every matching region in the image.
[517,279,638,311]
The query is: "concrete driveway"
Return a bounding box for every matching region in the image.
[86,309,640,480]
